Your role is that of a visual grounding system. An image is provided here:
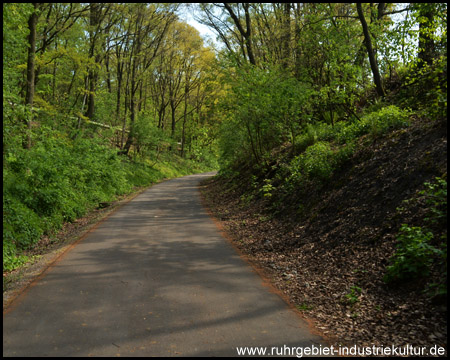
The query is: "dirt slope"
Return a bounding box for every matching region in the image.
[200,117,447,351]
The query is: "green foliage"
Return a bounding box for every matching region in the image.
[3,127,213,272]
[3,131,125,270]
[219,64,313,167]
[384,225,439,282]
[3,195,44,250]
[292,105,409,154]
[400,57,447,119]
[419,177,447,226]
[260,179,275,198]
[344,285,362,305]
[362,105,410,138]
[3,242,30,273]
[3,3,33,91]
[385,177,447,284]
[133,111,175,157]
[288,140,355,187]
[290,142,335,182]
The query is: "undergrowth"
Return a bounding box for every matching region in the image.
[223,104,412,203]
[3,129,213,272]
[384,177,447,295]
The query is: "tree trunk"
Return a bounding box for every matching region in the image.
[243,4,256,66]
[24,3,40,149]
[170,98,176,137]
[356,3,385,98]
[293,3,302,80]
[224,3,256,66]
[418,5,436,67]
[85,3,102,120]
[122,8,144,156]
[105,45,112,93]
[116,61,123,126]
[281,3,291,71]
[181,83,189,158]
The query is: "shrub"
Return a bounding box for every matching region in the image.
[301,142,335,180]
[384,225,442,283]
[362,105,410,138]
[3,241,30,273]
[334,119,370,144]
[385,177,447,290]
[261,178,275,198]
[420,177,447,226]
[3,196,43,250]
[287,138,356,190]
[3,132,137,271]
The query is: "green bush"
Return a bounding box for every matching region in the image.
[3,241,30,273]
[299,141,335,180]
[4,133,130,224]
[4,132,134,271]
[3,196,43,250]
[293,105,409,153]
[124,161,164,187]
[385,177,447,289]
[362,105,410,138]
[334,119,370,144]
[420,177,447,226]
[288,141,354,185]
[294,122,329,153]
[260,178,275,198]
[384,225,441,282]
[280,106,410,197]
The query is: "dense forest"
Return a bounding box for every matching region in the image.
[3,2,447,348]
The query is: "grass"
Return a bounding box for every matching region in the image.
[296,303,314,311]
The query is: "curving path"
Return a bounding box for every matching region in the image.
[3,173,325,357]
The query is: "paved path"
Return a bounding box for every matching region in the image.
[3,173,325,357]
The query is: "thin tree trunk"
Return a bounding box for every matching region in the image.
[24,3,40,149]
[282,3,291,71]
[85,3,102,120]
[181,83,189,157]
[122,9,144,156]
[116,62,123,126]
[170,98,176,137]
[356,3,385,97]
[224,3,256,66]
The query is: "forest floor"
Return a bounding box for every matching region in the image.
[200,117,447,353]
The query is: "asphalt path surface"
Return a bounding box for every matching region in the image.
[3,172,325,357]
